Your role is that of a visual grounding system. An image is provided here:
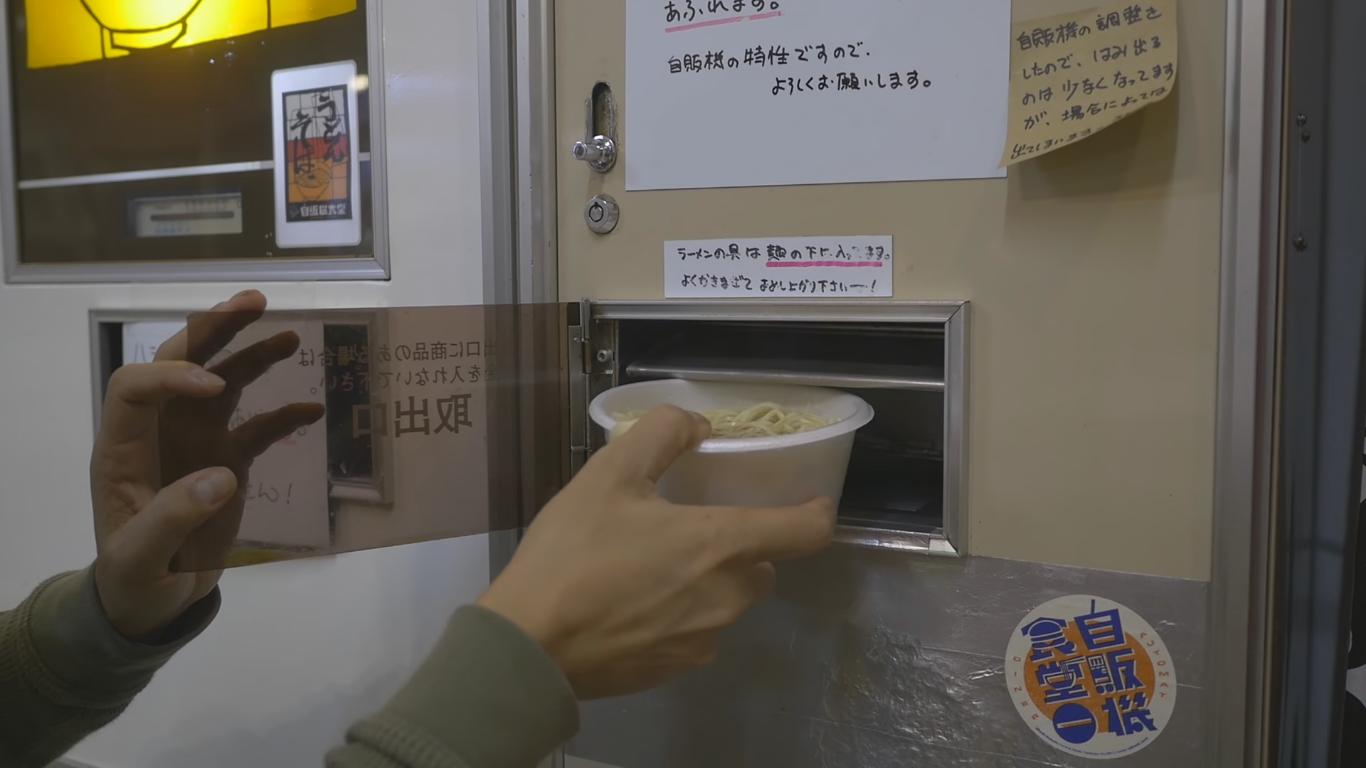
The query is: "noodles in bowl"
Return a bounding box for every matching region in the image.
[612,403,830,440]
[588,380,874,506]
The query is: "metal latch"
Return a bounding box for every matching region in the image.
[571,82,618,173]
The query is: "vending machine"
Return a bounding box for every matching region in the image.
[531,0,1275,765]
[32,0,1366,765]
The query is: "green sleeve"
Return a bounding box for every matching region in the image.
[0,567,219,768]
[328,605,580,768]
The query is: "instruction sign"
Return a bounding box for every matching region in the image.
[1002,0,1180,165]
[627,0,1010,190]
[665,236,893,298]
[121,321,185,364]
[120,319,330,553]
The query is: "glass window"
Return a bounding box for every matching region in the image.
[3,0,384,278]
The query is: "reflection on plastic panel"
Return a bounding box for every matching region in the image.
[137,303,564,571]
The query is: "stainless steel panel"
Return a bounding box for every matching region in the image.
[833,527,959,556]
[624,360,945,392]
[570,553,1208,767]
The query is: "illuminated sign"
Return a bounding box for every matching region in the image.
[25,0,358,69]
[272,61,362,248]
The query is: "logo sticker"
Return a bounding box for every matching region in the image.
[1005,595,1177,759]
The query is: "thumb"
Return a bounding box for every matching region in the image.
[595,406,711,485]
[118,467,238,577]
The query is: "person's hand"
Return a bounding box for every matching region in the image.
[90,291,324,640]
[477,406,836,699]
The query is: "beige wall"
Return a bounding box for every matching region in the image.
[557,0,1225,580]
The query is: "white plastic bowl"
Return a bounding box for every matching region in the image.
[589,380,874,507]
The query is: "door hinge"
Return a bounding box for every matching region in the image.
[568,299,595,473]
[572,298,593,374]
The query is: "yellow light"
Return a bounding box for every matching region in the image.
[82,0,202,31]
[24,0,358,69]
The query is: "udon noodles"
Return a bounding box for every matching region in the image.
[612,403,829,440]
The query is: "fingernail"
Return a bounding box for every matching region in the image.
[190,369,225,388]
[193,470,236,505]
[232,290,253,300]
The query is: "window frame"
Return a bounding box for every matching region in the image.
[1,0,391,284]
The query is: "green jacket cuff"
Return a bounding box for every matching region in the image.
[341,605,580,768]
[25,566,219,707]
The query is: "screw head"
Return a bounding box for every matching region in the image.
[1293,234,1308,251]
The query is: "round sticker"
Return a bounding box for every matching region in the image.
[1005,595,1177,759]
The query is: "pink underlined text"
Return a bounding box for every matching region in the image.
[666,10,784,34]
[766,261,883,268]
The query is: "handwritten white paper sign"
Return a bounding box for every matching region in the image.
[216,320,330,549]
[121,321,184,365]
[665,236,893,298]
[121,320,330,550]
[627,0,1011,190]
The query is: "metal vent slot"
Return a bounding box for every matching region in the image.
[600,314,957,551]
[619,320,944,384]
[625,357,943,391]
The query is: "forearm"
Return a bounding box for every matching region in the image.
[328,606,579,768]
[0,567,219,767]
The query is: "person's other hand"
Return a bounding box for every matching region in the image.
[90,290,324,640]
[478,406,836,699]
